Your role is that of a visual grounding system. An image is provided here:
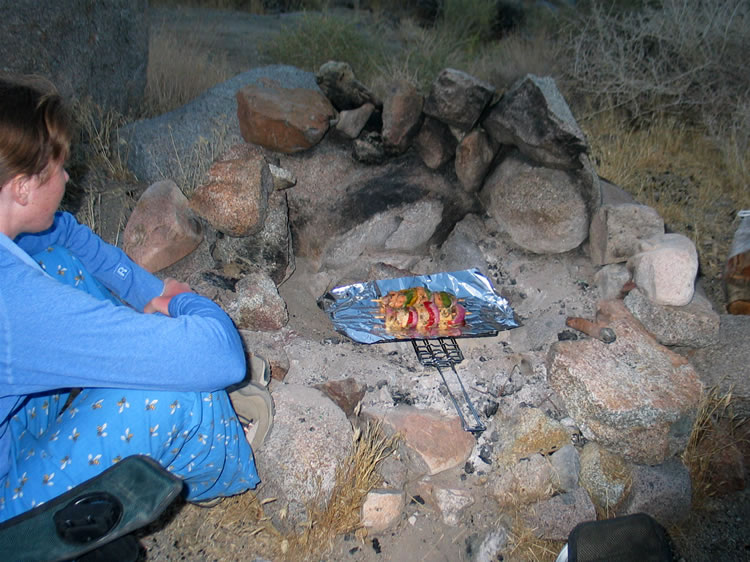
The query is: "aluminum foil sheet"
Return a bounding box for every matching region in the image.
[318,268,519,344]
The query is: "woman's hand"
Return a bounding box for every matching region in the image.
[144,278,193,316]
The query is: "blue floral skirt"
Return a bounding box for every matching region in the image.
[0,246,259,522]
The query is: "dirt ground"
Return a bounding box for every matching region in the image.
[132,6,750,561]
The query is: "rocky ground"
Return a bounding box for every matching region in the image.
[126,5,750,561]
[134,254,749,562]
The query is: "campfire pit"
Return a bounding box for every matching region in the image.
[319,268,519,432]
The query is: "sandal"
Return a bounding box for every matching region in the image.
[248,353,271,388]
[230,383,274,452]
[225,352,271,394]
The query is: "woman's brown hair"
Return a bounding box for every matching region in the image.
[0,75,72,188]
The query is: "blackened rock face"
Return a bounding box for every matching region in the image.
[338,171,426,231]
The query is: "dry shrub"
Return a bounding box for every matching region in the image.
[142,23,232,117]
[369,18,470,95]
[682,386,747,508]
[150,0,265,11]
[66,99,135,232]
[560,0,749,125]
[156,119,235,198]
[437,0,498,47]
[71,99,133,182]
[467,31,560,92]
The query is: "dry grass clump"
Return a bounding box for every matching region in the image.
[581,109,750,308]
[502,510,566,562]
[280,420,398,560]
[71,98,134,182]
[65,99,136,232]
[156,119,235,198]
[681,386,747,508]
[369,18,472,95]
[142,23,233,117]
[466,31,560,93]
[158,420,398,561]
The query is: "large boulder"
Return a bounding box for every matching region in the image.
[254,384,353,530]
[483,74,588,170]
[381,80,423,153]
[413,116,457,170]
[1,0,148,113]
[481,151,589,254]
[423,68,495,131]
[455,129,498,193]
[236,83,336,153]
[315,60,379,111]
[119,66,319,185]
[547,300,703,464]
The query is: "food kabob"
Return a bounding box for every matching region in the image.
[374,287,468,334]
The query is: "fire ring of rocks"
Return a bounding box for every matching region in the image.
[116,62,748,552]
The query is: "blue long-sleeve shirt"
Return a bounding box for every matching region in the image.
[0,212,246,480]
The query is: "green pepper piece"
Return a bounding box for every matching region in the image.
[403,289,416,307]
[439,291,452,308]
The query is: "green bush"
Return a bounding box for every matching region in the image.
[262,11,387,82]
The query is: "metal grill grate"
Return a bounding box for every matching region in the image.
[411,338,464,367]
[411,338,485,433]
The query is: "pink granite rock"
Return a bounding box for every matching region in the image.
[361,489,405,533]
[381,80,423,152]
[189,144,272,237]
[547,300,703,464]
[122,179,203,273]
[455,128,497,192]
[628,233,699,306]
[236,84,335,153]
[370,405,475,476]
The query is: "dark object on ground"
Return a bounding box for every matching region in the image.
[0,455,182,561]
[566,512,674,561]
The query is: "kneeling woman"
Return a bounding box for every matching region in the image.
[0,76,271,521]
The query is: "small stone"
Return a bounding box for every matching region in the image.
[434,487,474,526]
[361,489,405,534]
